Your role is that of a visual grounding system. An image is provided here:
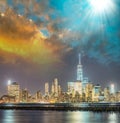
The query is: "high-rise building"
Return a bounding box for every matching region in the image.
[93,84,101,102]
[54,78,58,95]
[85,82,93,102]
[74,82,82,95]
[58,85,62,95]
[82,77,89,90]
[110,84,115,94]
[68,82,75,94]
[35,90,42,102]
[77,53,83,81]
[45,82,49,96]
[116,91,120,102]
[51,83,55,94]
[8,82,20,102]
[104,87,110,101]
[20,88,29,103]
[68,81,82,96]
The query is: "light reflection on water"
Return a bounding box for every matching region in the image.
[0,110,119,123]
[108,113,118,123]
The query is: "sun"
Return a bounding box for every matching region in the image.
[89,0,115,14]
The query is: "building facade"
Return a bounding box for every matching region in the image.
[8,82,20,102]
[77,54,83,81]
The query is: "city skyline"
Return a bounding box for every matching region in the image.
[0,53,119,97]
[0,0,120,95]
[0,74,119,103]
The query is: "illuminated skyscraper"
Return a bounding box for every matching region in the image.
[68,82,82,96]
[85,82,94,102]
[58,85,62,95]
[35,90,42,102]
[110,84,115,94]
[104,87,110,101]
[77,54,83,81]
[50,78,59,96]
[93,84,101,102]
[7,82,20,102]
[54,78,58,94]
[68,82,75,94]
[45,82,49,95]
[51,84,55,94]
[20,88,29,103]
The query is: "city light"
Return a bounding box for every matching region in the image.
[110,84,115,94]
[0,54,119,103]
[8,80,11,85]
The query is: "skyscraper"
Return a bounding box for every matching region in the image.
[93,84,101,102]
[7,82,20,102]
[110,84,115,94]
[67,82,82,96]
[77,53,83,81]
[20,88,29,103]
[45,82,49,96]
[54,78,58,96]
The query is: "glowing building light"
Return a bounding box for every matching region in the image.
[110,84,115,94]
[8,80,11,85]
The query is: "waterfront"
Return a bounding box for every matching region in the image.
[0,103,120,111]
[0,110,120,123]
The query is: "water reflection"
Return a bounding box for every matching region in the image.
[65,111,89,123]
[65,111,108,123]
[0,110,39,123]
[0,110,119,123]
[108,113,119,123]
[1,110,16,123]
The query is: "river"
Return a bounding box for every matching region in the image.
[0,110,120,123]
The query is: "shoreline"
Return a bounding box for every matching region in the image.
[0,103,120,112]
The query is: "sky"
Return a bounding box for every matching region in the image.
[0,0,120,95]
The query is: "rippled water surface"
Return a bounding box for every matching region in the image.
[0,110,120,123]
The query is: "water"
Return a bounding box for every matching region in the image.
[0,110,120,123]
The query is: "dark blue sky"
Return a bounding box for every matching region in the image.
[0,0,120,95]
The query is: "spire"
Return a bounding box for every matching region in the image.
[77,53,83,81]
[79,53,81,64]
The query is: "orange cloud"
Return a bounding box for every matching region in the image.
[0,8,64,66]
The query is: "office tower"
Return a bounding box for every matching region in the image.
[74,82,82,95]
[8,82,20,102]
[20,88,29,103]
[82,77,89,89]
[110,84,115,94]
[68,82,75,94]
[68,82,82,96]
[85,82,93,102]
[51,83,55,94]
[58,85,62,95]
[93,84,101,102]
[104,87,110,101]
[35,90,42,102]
[77,53,83,81]
[45,82,49,96]
[54,78,58,96]
[116,91,120,102]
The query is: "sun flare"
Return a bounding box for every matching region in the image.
[89,0,115,14]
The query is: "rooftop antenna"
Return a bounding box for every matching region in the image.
[79,53,81,64]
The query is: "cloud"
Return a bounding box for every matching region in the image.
[0,0,8,12]
[0,0,120,66]
[0,8,67,66]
